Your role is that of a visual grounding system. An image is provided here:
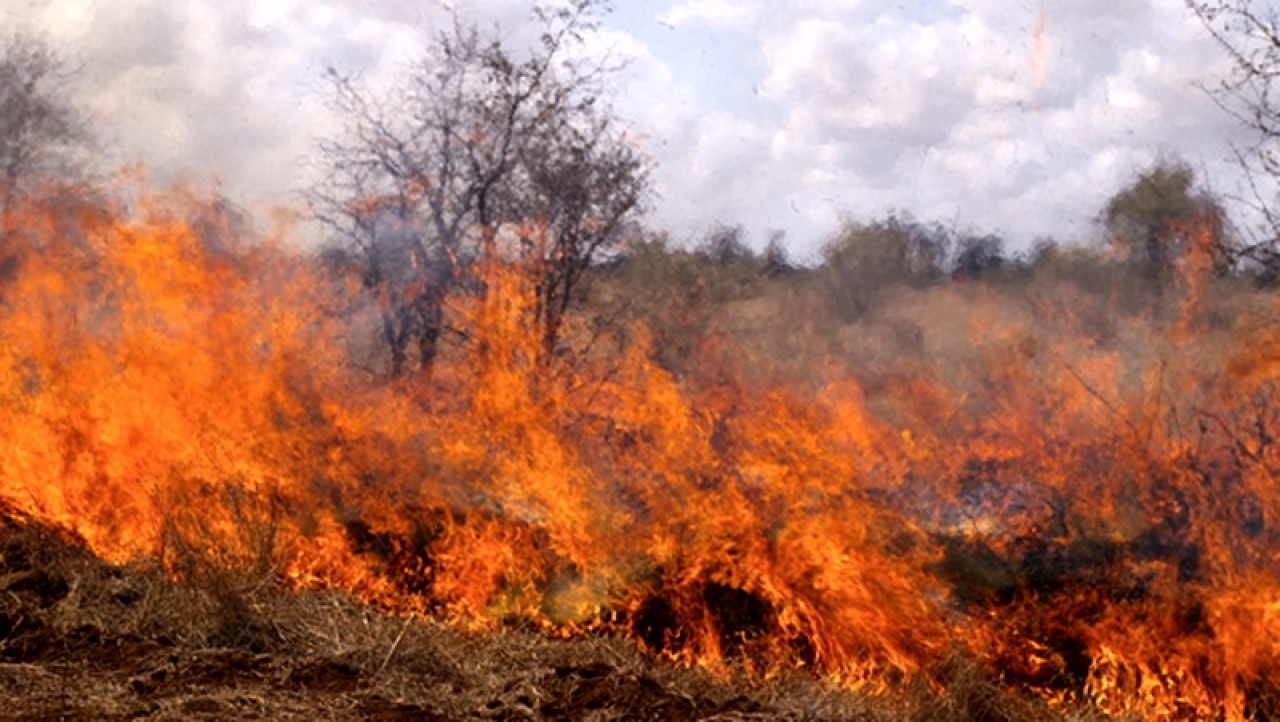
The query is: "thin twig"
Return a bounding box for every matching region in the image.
[378,612,416,674]
[1055,355,1144,444]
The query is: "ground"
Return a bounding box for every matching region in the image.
[0,512,960,721]
[0,511,1111,721]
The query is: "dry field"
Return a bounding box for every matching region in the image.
[2,195,1278,720]
[0,510,1116,721]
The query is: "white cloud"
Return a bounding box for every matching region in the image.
[634,0,1254,251]
[658,0,760,30]
[0,0,1264,255]
[2,0,536,211]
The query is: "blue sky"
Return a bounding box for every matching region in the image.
[611,2,764,117]
[3,0,1263,258]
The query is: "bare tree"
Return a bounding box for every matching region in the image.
[310,1,649,377]
[1188,1,1280,273]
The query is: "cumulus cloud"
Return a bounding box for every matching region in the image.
[635,0,1255,252]
[0,0,1261,254]
[2,0,531,209]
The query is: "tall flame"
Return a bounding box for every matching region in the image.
[0,183,1277,717]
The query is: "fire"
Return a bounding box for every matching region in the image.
[1,182,1279,717]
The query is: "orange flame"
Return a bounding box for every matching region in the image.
[1,181,1278,716]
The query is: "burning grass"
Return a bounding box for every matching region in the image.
[1,186,1278,718]
[0,505,1108,720]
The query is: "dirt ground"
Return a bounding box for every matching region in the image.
[0,511,1104,721]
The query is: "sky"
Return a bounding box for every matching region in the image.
[0,0,1264,258]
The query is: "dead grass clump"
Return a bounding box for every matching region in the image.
[0,507,1127,719]
[0,510,837,718]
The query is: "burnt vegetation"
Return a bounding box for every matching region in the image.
[5,3,1280,720]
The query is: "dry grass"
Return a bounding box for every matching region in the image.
[4,253,1214,720]
[0,506,1121,720]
